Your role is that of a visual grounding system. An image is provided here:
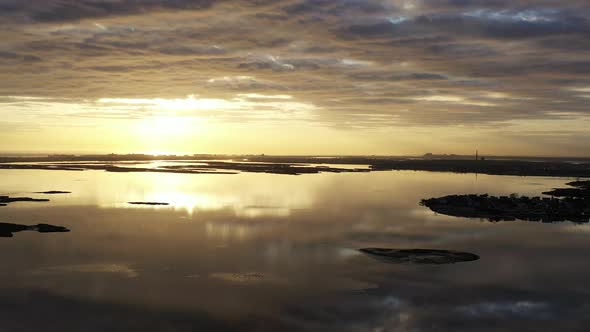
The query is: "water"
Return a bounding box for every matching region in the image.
[0,169,588,331]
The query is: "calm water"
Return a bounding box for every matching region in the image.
[0,169,588,331]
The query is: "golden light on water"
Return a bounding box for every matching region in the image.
[95,171,317,217]
[131,190,297,218]
[140,191,226,215]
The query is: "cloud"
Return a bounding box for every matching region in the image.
[1,0,216,23]
[456,301,551,318]
[1,0,590,153]
[349,71,449,81]
[238,55,298,71]
[206,76,287,90]
[0,51,42,62]
[0,94,318,125]
[155,44,226,55]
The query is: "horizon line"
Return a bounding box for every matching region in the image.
[2,151,590,160]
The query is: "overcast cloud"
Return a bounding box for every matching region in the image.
[1,0,590,154]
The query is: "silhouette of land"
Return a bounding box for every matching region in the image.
[542,180,590,197]
[0,195,49,206]
[2,153,590,177]
[34,191,71,194]
[369,159,590,177]
[0,156,371,175]
[128,202,170,206]
[359,248,479,264]
[421,181,590,223]
[0,223,70,237]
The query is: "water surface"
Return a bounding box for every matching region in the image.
[0,169,588,331]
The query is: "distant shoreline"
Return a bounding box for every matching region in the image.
[2,152,590,162]
[1,154,590,178]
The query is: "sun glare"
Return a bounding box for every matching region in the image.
[131,116,204,154]
[135,116,192,136]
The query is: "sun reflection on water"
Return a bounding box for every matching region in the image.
[115,172,316,218]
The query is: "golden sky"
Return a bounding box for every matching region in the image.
[1,1,590,155]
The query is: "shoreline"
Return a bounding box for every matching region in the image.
[1,155,590,178]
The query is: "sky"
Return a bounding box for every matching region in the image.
[1,0,590,156]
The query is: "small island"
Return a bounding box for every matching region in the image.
[359,248,479,264]
[0,195,50,206]
[0,223,70,237]
[128,202,170,206]
[421,180,590,223]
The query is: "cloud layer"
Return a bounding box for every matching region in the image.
[1,0,590,154]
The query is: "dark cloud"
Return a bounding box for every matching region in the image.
[156,44,226,55]
[1,0,216,22]
[536,36,590,52]
[340,9,590,40]
[426,42,500,58]
[349,71,449,81]
[281,0,390,16]
[0,51,42,62]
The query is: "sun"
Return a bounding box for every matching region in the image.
[132,115,205,154]
[136,116,190,136]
